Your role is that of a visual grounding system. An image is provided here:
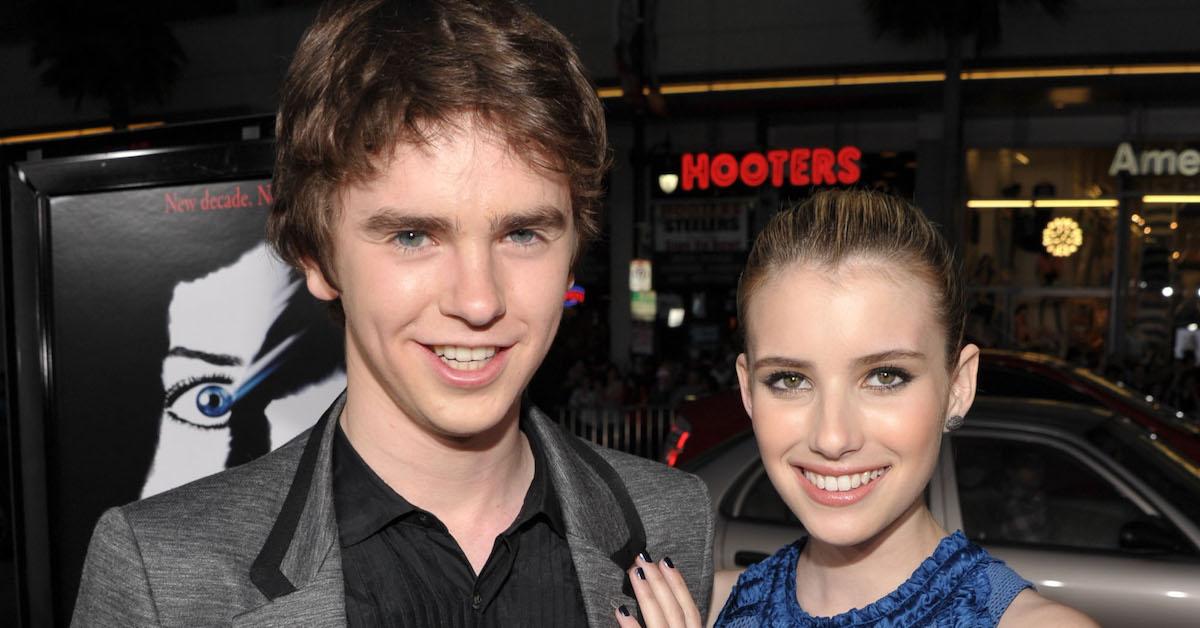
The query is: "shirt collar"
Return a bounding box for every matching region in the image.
[332,405,567,547]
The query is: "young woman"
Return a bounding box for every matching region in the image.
[616,189,1096,627]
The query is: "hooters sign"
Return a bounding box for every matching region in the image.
[680,146,862,191]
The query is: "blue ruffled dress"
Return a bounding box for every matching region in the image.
[715,531,1031,627]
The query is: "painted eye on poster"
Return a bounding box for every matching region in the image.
[197,385,235,418]
[164,376,236,428]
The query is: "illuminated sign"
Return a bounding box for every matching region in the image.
[629,259,653,292]
[680,146,862,191]
[631,290,657,322]
[563,283,585,307]
[1109,142,1200,177]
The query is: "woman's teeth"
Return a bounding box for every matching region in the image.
[433,345,497,371]
[803,467,890,492]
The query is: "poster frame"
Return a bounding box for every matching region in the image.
[2,140,274,627]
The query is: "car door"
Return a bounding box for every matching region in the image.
[942,426,1200,627]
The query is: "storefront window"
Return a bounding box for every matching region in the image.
[965,148,1118,365]
[966,144,1200,401]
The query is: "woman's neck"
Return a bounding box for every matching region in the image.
[794,502,949,618]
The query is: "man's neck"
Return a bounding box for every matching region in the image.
[339,381,535,537]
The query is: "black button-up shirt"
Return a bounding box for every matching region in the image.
[332,420,588,627]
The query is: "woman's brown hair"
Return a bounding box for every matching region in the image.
[268,0,609,295]
[737,189,966,368]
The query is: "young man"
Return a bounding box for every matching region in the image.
[72,1,713,626]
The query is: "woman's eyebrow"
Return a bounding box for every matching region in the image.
[853,350,925,367]
[753,356,814,370]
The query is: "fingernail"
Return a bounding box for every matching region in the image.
[638,550,652,562]
[636,567,646,580]
[663,556,675,569]
[619,605,631,617]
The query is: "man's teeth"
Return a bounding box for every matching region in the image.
[433,345,498,371]
[804,467,890,492]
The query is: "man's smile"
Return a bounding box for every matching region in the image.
[431,345,500,371]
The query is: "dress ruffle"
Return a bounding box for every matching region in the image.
[715,531,1027,628]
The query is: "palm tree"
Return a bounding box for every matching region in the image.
[31,1,187,127]
[862,0,1072,244]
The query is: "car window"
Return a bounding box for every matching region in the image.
[976,364,1099,407]
[954,435,1195,554]
[736,468,802,527]
[1085,423,1200,530]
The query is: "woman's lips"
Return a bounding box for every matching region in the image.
[794,464,890,507]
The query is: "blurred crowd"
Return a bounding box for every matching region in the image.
[530,307,740,416]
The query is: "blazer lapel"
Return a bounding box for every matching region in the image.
[526,406,648,626]
[239,392,348,627]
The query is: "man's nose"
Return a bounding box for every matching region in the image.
[440,244,506,327]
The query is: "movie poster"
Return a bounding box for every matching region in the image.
[47,179,344,601]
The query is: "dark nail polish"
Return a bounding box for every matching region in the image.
[619,605,631,617]
[663,556,675,569]
[636,567,646,580]
[638,550,652,562]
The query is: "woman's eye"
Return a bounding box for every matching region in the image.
[866,368,909,389]
[164,377,236,428]
[394,230,429,248]
[766,372,810,392]
[508,229,538,245]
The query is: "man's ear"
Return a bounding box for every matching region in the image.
[947,343,981,420]
[735,352,754,419]
[301,258,340,301]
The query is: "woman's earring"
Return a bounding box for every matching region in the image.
[944,414,965,432]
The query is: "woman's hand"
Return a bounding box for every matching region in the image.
[615,552,702,628]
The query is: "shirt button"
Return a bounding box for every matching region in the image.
[472,593,482,610]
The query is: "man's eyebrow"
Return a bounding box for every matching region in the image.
[854,350,926,367]
[361,208,456,235]
[166,346,242,367]
[490,205,568,234]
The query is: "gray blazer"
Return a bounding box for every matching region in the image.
[72,394,714,627]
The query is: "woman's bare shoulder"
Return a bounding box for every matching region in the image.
[999,589,1098,627]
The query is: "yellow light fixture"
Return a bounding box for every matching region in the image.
[1033,198,1119,208]
[1173,251,1182,260]
[967,199,1033,208]
[1144,226,1153,235]
[0,121,166,146]
[1131,214,1142,223]
[597,64,1200,99]
[1043,217,1083,257]
[1144,195,1200,204]
[1014,152,1031,165]
[658,173,679,194]
[1171,221,1179,230]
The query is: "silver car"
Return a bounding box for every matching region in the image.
[690,397,1200,627]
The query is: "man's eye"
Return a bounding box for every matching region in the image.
[508,229,538,245]
[394,230,429,248]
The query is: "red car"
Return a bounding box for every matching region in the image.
[664,349,1200,467]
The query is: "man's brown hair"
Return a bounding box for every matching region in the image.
[737,189,966,369]
[268,0,609,292]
